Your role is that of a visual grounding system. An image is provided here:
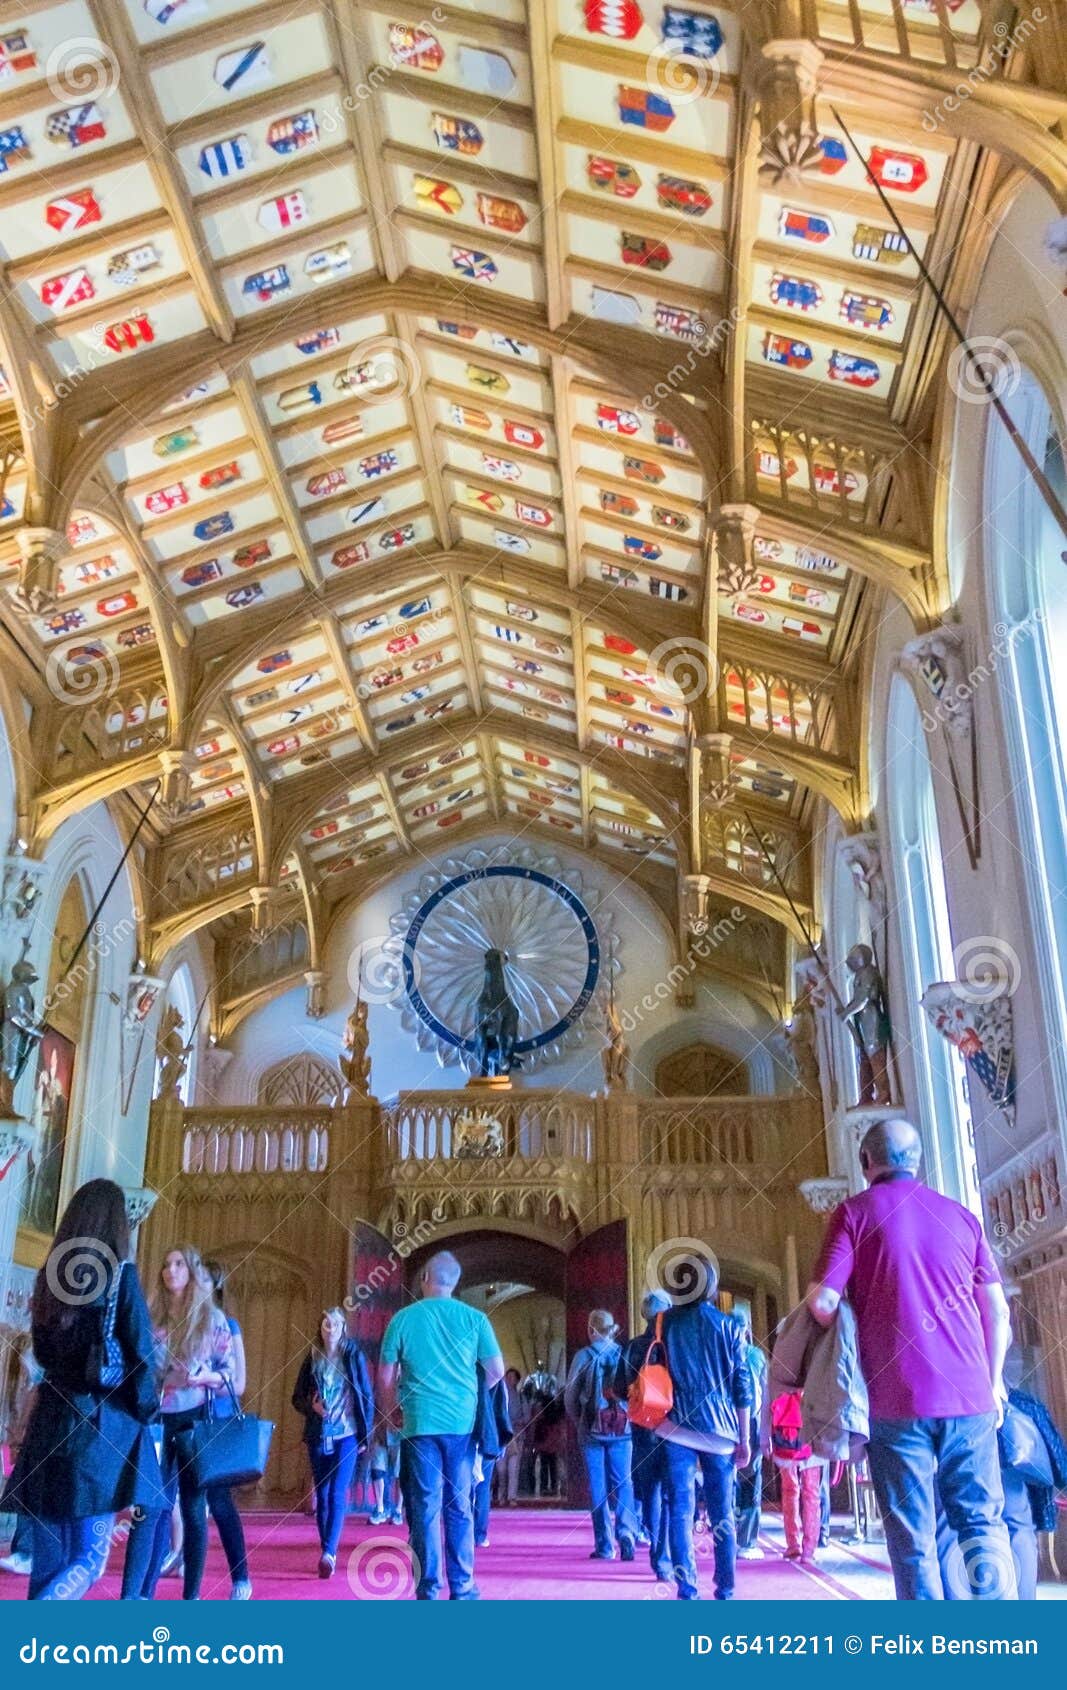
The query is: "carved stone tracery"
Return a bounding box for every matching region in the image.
[258,1053,342,1109]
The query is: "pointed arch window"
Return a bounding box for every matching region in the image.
[987,372,1067,1113]
[886,673,978,1209]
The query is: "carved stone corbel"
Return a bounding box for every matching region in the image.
[13,527,67,616]
[157,749,198,823]
[123,1186,159,1232]
[748,40,826,186]
[837,832,887,934]
[0,852,50,946]
[697,733,737,815]
[899,625,980,866]
[799,1176,849,1215]
[249,885,277,942]
[305,968,327,1020]
[899,625,971,741]
[680,872,713,937]
[711,503,763,601]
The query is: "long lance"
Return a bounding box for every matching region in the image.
[830,105,1067,549]
[16,781,160,1083]
[740,805,862,1052]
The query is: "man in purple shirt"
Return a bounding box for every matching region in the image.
[807,1118,1015,1600]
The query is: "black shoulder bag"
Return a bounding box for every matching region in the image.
[188,1379,274,1490]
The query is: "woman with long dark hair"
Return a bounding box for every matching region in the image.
[121,1243,234,1601]
[1,1178,163,1599]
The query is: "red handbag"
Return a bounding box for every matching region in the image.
[627,1313,674,1430]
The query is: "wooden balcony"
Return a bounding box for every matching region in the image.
[145,1088,826,1237]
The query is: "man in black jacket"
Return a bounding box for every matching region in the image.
[617,1290,673,1582]
[653,1264,753,1599]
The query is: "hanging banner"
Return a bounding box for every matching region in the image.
[119,974,165,1116]
[921,980,1015,1124]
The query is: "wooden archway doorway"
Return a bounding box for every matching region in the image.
[349,1219,630,1509]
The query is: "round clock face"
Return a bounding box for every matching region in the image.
[400,865,600,1057]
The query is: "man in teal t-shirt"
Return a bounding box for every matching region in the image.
[379,1251,503,1599]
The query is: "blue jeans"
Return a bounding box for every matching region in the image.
[473,1457,494,1543]
[937,1466,1037,1600]
[735,1452,763,1550]
[868,1414,1016,1600]
[663,1442,737,1599]
[309,1435,358,1559]
[28,1516,111,1601]
[121,1409,209,1601]
[400,1433,477,1599]
[580,1435,639,1557]
[631,1427,671,1577]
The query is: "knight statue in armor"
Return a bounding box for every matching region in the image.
[0,944,45,1119]
[838,942,892,1106]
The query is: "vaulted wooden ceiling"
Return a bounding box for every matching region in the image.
[0,0,1062,1018]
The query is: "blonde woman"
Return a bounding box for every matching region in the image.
[121,1245,233,1601]
[291,1308,373,1578]
[564,1309,639,1562]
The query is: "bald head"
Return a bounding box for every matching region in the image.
[859,1117,922,1180]
[421,1250,462,1296]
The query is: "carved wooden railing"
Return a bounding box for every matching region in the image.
[154,1092,825,1181]
[802,0,989,70]
[640,1096,822,1174]
[179,1107,332,1176]
[380,1091,597,1164]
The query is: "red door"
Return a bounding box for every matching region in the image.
[348,1219,407,1364]
[564,1218,630,1507]
[348,1220,409,1511]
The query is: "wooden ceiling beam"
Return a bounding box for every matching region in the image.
[54,276,725,506]
[85,0,234,344]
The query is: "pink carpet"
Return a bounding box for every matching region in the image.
[0,1510,864,1601]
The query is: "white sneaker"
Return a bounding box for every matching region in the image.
[737,1546,765,1560]
[0,1553,31,1575]
[229,1581,253,1600]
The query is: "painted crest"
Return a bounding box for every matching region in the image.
[587,155,641,198]
[214,43,270,93]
